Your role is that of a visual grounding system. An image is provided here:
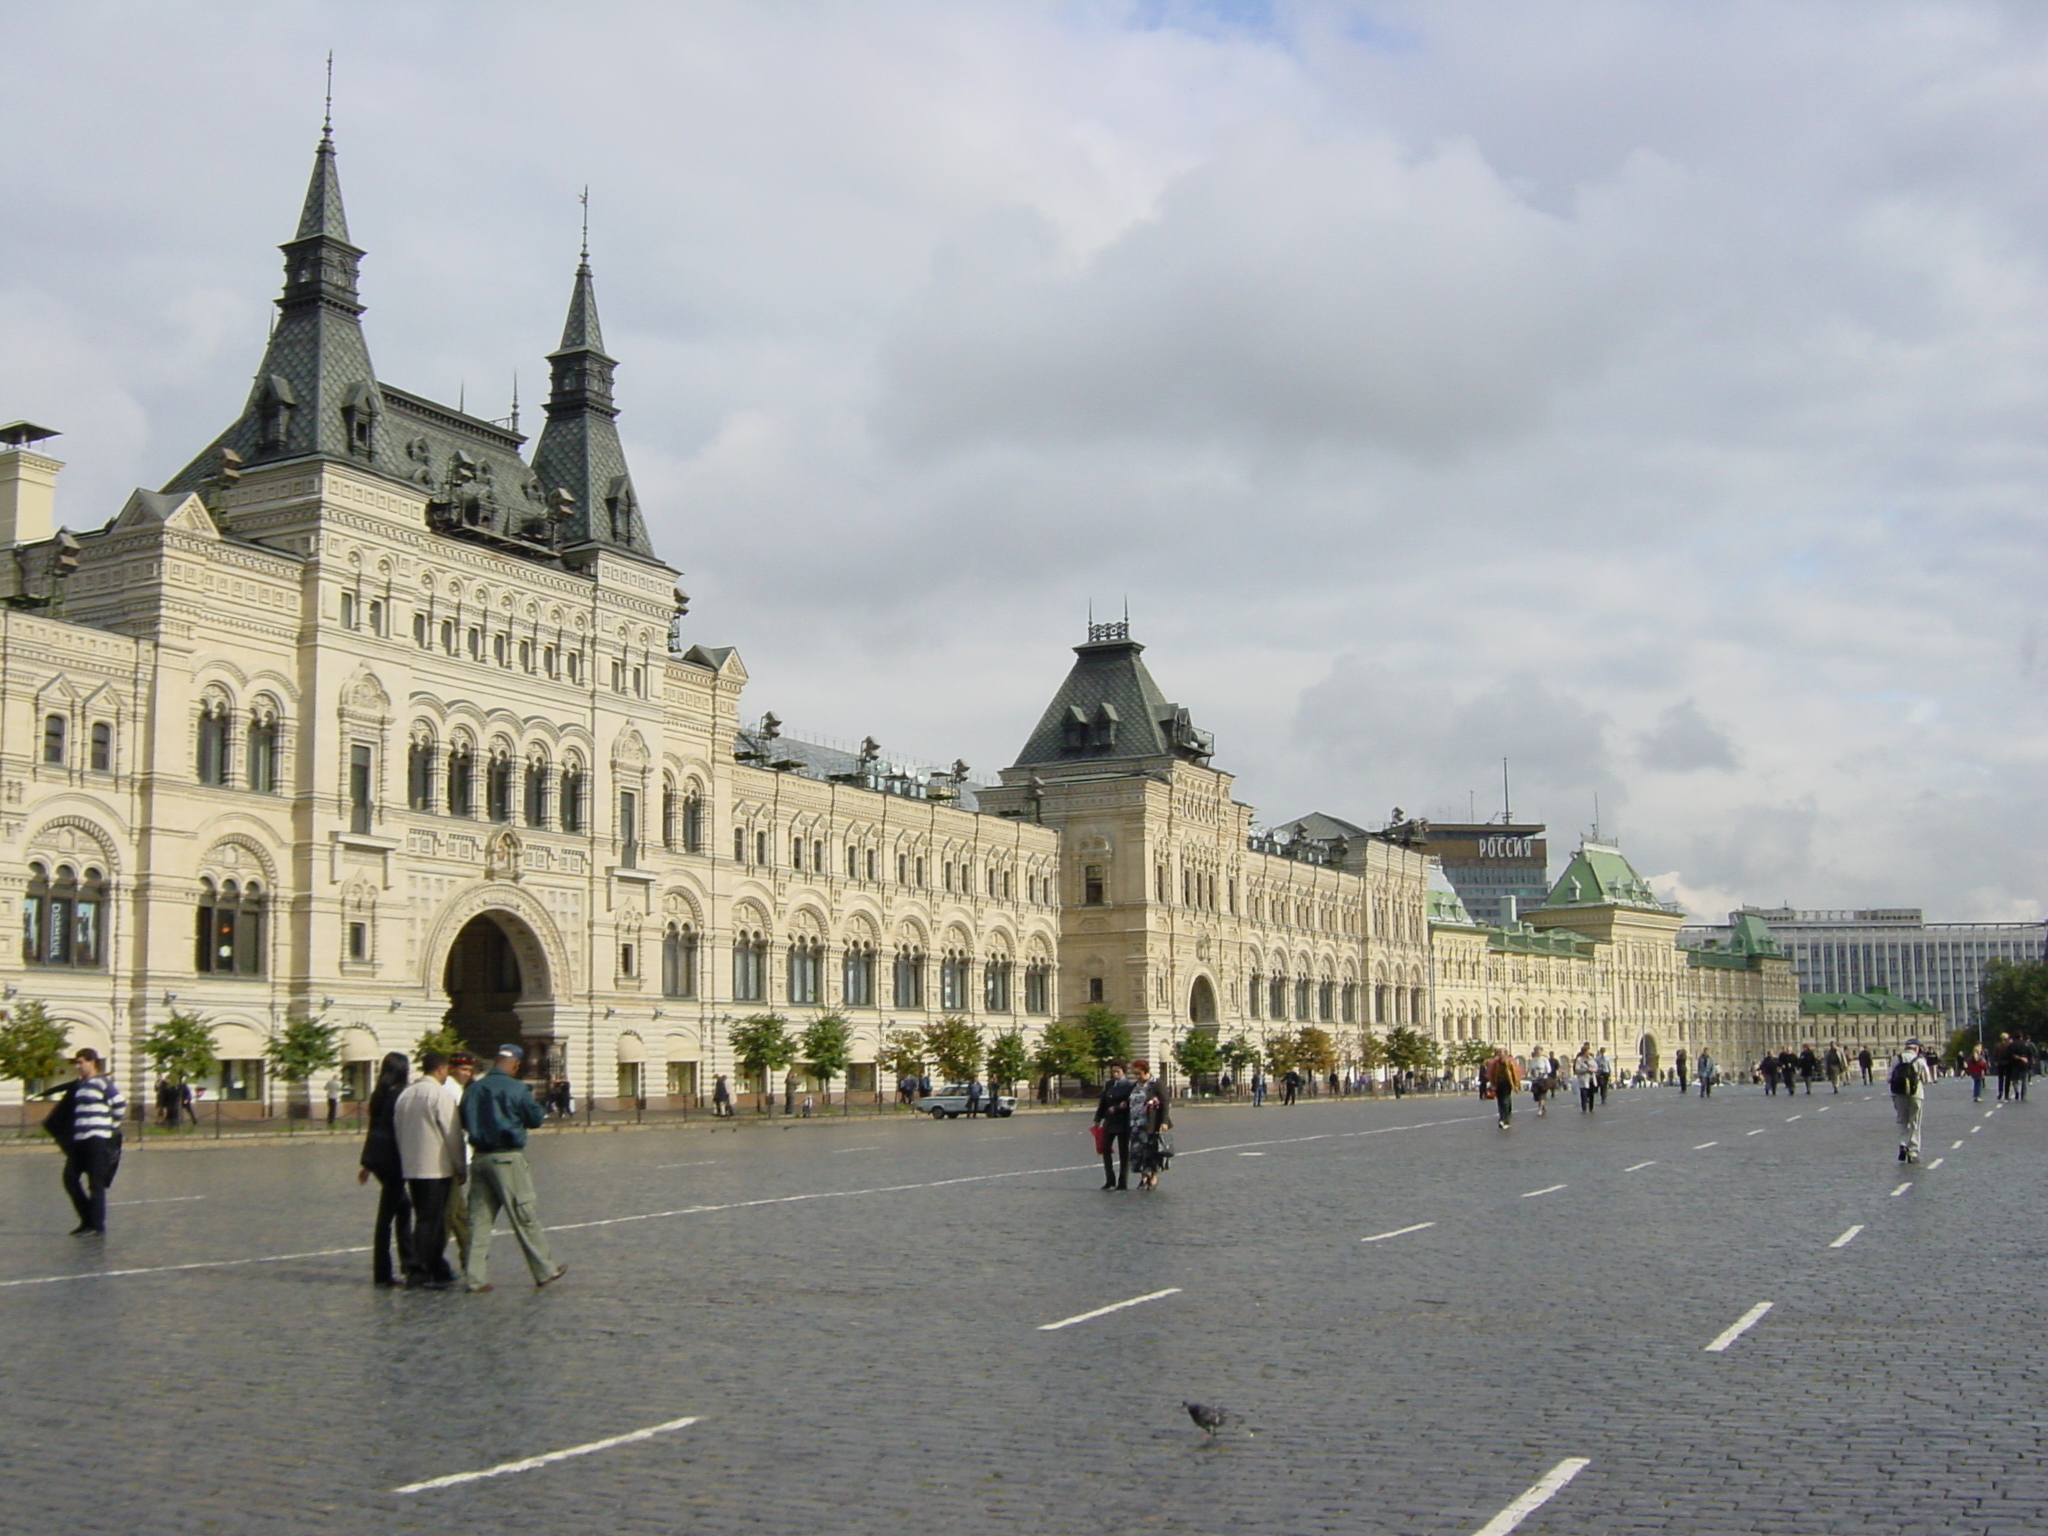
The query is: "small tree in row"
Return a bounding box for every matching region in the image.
[265,1011,344,1114]
[799,1012,853,1105]
[920,1016,983,1083]
[0,1000,70,1095]
[729,1013,796,1111]
[985,1030,1030,1098]
[140,1010,219,1086]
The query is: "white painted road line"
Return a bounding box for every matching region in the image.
[1890,1182,1912,1197]
[1817,1106,1830,1112]
[1985,1110,1996,1119]
[1829,1225,1864,1248]
[109,1195,208,1206]
[1693,1141,1718,1150]
[1746,1129,1767,1137]
[0,1244,369,1290]
[1521,1184,1567,1199]
[1704,1301,1774,1352]
[1039,1287,1182,1332]
[392,1415,702,1493]
[1786,1115,1803,1122]
[1927,1158,1944,1169]
[1952,1141,1964,1150]
[1623,1161,1657,1172]
[654,1161,717,1169]
[1971,1126,1982,1134]
[830,1146,880,1154]
[1470,1456,1592,1536]
[1238,1152,1267,1157]
[1362,1222,1436,1244]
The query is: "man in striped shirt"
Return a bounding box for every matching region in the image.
[58,1048,125,1235]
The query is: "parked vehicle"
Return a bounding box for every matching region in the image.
[913,1085,1017,1119]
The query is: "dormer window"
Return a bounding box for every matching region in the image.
[341,382,378,459]
[258,375,297,451]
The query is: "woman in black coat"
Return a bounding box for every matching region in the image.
[355,1052,413,1286]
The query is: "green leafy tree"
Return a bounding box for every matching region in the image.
[920,1016,984,1082]
[1173,1029,1224,1090]
[877,1027,925,1083]
[1384,1026,1440,1074]
[1219,1034,1259,1077]
[1446,1039,1496,1076]
[799,1012,854,1104]
[985,1030,1030,1098]
[1296,1025,1339,1078]
[265,1011,343,1085]
[1030,1017,1093,1098]
[1348,1029,1386,1075]
[1263,1031,1300,1075]
[1942,1027,1977,1070]
[413,1023,465,1065]
[0,1000,69,1093]
[1079,1004,1130,1072]
[729,1013,796,1110]
[1981,959,2048,1046]
[139,1010,218,1086]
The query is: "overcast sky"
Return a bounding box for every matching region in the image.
[4,1,2043,921]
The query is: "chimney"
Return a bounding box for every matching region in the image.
[0,423,62,547]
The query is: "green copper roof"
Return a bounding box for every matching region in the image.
[1800,985,1939,1016]
[1542,842,1669,911]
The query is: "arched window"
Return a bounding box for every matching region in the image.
[23,862,104,967]
[983,956,1012,1013]
[787,936,823,1005]
[842,940,876,1007]
[893,947,925,1008]
[447,741,475,818]
[197,698,231,786]
[662,923,698,999]
[42,713,66,765]
[1248,972,1263,1019]
[1024,959,1052,1014]
[560,758,587,833]
[732,929,767,1002]
[1318,980,1334,1022]
[661,777,678,849]
[1341,982,1358,1024]
[681,788,705,853]
[1269,975,1287,1021]
[196,876,264,975]
[407,730,437,811]
[486,746,514,823]
[90,721,112,772]
[246,704,280,793]
[733,826,747,863]
[523,750,551,828]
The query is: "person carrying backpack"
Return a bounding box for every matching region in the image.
[1889,1039,1932,1165]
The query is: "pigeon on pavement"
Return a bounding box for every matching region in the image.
[1183,1401,1229,1436]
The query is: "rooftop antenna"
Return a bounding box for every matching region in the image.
[457,380,465,416]
[1501,756,1511,825]
[579,186,590,266]
[323,51,334,140]
[1592,792,1602,844]
[508,372,519,434]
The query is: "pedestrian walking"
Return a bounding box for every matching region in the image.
[444,1052,478,1270]
[1488,1048,1520,1129]
[1760,1054,1779,1096]
[1093,1063,1134,1190]
[1571,1045,1596,1113]
[1964,1044,1988,1102]
[1282,1068,1301,1107]
[49,1048,124,1236]
[2011,1037,2034,1102]
[1674,1048,1689,1093]
[1798,1044,1819,1095]
[712,1074,733,1117]
[355,1052,413,1288]
[1595,1047,1612,1105]
[1697,1050,1716,1097]
[1250,1069,1265,1108]
[460,1045,567,1293]
[1890,1039,1932,1165]
[325,1076,340,1127]
[1823,1041,1845,1093]
[964,1078,983,1117]
[1128,1060,1173,1191]
[394,1050,466,1289]
[1529,1047,1554,1117]
[1857,1047,1874,1085]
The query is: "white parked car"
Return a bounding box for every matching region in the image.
[912,1085,1017,1119]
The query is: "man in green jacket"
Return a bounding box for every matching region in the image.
[460,1045,567,1293]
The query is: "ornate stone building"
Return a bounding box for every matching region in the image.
[0,129,1058,1111]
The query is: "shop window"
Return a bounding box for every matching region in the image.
[23,862,103,967]
[662,924,699,998]
[196,877,265,975]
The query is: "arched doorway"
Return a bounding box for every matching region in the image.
[1637,1032,1659,1076]
[1189,975,1218,1025]
[442,911,557,1074]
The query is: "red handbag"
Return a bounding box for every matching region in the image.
[1089,1123,1107,1154]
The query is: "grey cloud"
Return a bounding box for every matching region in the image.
[1636,698,1740,772]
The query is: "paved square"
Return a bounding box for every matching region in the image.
[3,1083,2043,1534]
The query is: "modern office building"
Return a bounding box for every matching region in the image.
[1422,821,1551,926]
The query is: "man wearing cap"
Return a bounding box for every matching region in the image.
[459,1044,566,1293]
[1889,1038,1933,1165]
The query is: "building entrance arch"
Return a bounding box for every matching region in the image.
[1637,1032,1659,1075]
[440,908,559,1074]
[1189,975,1218,1026]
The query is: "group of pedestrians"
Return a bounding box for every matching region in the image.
[1672,1047,1721,1096]
[1090,1059,1174,1190]
[357,1043,567,1294]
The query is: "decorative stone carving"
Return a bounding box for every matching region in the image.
[484,828,523,882]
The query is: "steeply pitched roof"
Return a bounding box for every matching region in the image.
[1012,629,1214,770]
[1542,842,1671,911]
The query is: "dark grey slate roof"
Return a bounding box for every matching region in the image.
[531,259,657,561]
[1011,633,1214,770]
[731,726,984,811]
[1272,811,1373,842]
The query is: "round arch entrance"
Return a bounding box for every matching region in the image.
[1637,1032,1660,1075]
[1189,975,1219,1026]
[442,911,558,1072]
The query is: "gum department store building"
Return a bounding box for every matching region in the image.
[0,134,1795,1113]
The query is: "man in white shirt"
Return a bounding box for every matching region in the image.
[1890,1039,1934,1166]
[394,1050,467,1289]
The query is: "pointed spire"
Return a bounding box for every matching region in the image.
[559,255,607,355]
[297,62,351,244]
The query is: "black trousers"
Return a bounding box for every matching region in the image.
[405,1177,456,1283]
[62,1138,115,1231]
[1100,1128,1129,1187]
[371,1168,413,1285]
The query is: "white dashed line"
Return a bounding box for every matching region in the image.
[1238,1152,1267,1157]
[1952,1141,1964,1150]
[1927,1158,1944,1169]
[1038,1287,1182,1332]
[1985,1110,1996,1119]
[1470,1457,1592,1536]
[830,1146,880,1154]
[0,1244,369,1289]
[1745,1129,1767,1137]
[1786,1115,1802,1122]
[391,1415,702,1493]
[1361,1222,1436,1244]
[109,1195,208,1206]
[1970,1126,1982,1135]
[1520,1184,1567,1199]
[1693,1141,1718,1150]
[1817,1106,1829,1113]
[654,1161,717,1169]
[1829,1225,1864,1248]
[1890,1182,1912,1197]
[1704,1301,1773,1352]
[1623,1161,1657,1172]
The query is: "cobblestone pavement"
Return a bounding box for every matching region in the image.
[3,1083,2043,1535]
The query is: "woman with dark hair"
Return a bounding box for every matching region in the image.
[355,1051,413,1287]
[1127,1060,1173,1191]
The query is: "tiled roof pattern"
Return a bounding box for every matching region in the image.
[1013,638,1175,767]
